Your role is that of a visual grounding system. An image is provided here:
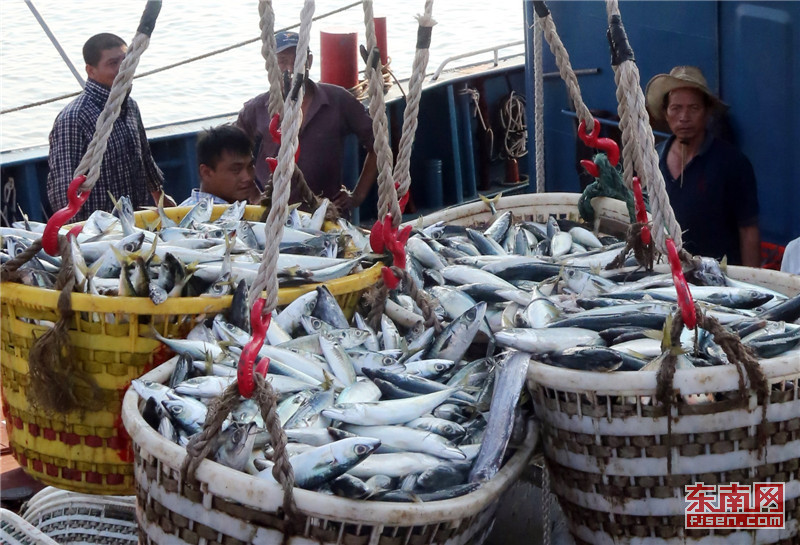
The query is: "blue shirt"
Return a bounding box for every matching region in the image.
[657,133,758,265]
[179,188,229,206]
[46,79,163,221]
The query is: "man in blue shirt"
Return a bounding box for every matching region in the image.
[646,66,760,267]
[180,125,261,206]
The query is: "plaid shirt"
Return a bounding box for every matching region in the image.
[46,78,163,222]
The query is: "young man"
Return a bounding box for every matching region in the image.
[645,66,760,267]
[236,31,378,214]
[47,33,174,221]
[180,125,261,206]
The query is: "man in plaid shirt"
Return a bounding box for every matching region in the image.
[46,33,174,221]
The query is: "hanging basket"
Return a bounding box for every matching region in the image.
[122,359,538,545]
[0,205,380,495]
[528,266,800,544]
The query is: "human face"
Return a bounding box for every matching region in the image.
[199,151,258,203]
[664,87,710,144]
[277,48,298,74]
[86,45,127,88]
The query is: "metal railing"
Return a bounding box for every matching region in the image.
[431,40,525,81]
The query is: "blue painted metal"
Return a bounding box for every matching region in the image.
[524,0,800,246]
[457,85,477,200]
[446,85,464,205]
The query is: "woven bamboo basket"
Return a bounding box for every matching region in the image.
[527,265,800,545]
[407,192,633,235]
[121,359,538,545]
[0,205,380,495]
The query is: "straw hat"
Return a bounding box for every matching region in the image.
[645,66,724,121]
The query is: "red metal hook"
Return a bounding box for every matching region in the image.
[237,298,272,398]
[577,118,620,167]
[632,177,651,245]
[666,238,696,330]
[580,159,600,179]
[370,213,411,290]
[42,175,91,256]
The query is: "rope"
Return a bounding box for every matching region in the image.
[259,1,285,119]
[259,164,341,221]
[604,222,655,271]
[26,235,101,413]
[533,13,545,193]
[605,0,683,255]
[364,266,442,333]
[74,16,157,195]
[392,0,435,201]
[348,57,397,101]
[461,88,495,160]
[538,10,594,133]
[542,460,552,545]
[250,0,315,312]
[655,308,770,473]
[362,0,401,227]
[500,91,527,159]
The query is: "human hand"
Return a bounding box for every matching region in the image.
[332,186,357,212]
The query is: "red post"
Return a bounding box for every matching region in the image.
[320,28,358,89]
[374,17,388,66]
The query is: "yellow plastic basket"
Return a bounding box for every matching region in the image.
[0,205,379,494]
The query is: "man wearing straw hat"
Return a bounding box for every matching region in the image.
[237,31,378,215]
[645,66,760,267]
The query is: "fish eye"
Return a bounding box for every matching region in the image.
[355,444,369,455]
[435,363,447,371]
[383,357,394,365]
[466,309,476,320]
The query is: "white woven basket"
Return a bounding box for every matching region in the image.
[18,486,137,544]
[527,265,800,545]
[0,508,58,545]
[122,361,539,545]
[407,192,633,235]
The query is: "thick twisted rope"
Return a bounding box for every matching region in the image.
[538,10,594,133]
[533,13,546,193]
[250,0,315,312]
[605,0,683,255]
[542,460,552,545]
[75,3,160,194]
[259,0,285,118]
[363,0,401,226]
[392,0,435,201]
[655,308,769,473]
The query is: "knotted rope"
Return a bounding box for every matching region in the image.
[364,266,442,333]
[392,0,436,201]
[655,308,770,473]
[181,375,297,525]
[362,0,401,227]
[542,460,553,545]
[532,8,546,193]
[605,0,684,256]
[74,2,161,197]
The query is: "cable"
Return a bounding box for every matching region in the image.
[500,90,527,159]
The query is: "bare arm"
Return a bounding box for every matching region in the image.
[333,150,378,212]
[739,224,761,268]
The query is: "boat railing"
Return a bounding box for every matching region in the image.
[431,40,525,81]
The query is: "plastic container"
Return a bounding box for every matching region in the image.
[0,509,59,545]
[122,359,538,545]
[527,264,800,544]
[0,205,380,494]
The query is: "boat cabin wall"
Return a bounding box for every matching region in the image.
[524,0,800,247]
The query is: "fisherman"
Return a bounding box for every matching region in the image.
[645,66,760,267]
[46,33,175,221]
[179,125,261,206]
[236,31,378,214]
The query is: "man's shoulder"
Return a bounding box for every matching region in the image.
[707,136,751,166]
[241,91,270,112]
[317,82,361,104]
[54,93,95,126]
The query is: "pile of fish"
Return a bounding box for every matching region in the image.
[1,196,373,302]
[133,283,531,501]
[407,210,800,370]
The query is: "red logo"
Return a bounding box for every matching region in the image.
[685,482,785,529]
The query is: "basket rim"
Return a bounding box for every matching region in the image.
[0,262,382,314]
[122,360,539,526]
[0,508,59,545]
[403,193,634,228]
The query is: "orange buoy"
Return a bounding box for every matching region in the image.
[320,28,358,89]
